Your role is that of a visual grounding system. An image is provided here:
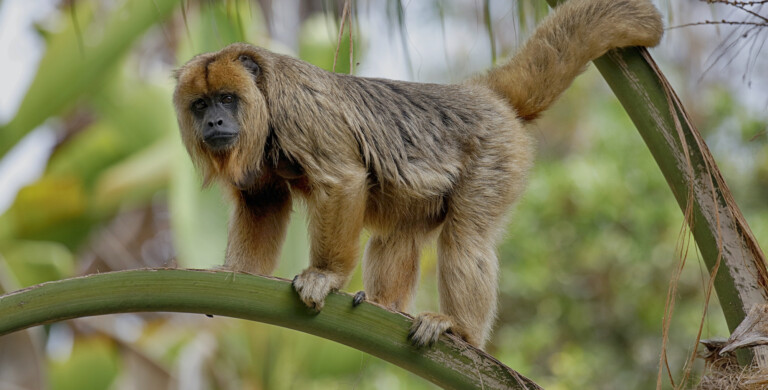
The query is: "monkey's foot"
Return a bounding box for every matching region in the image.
[352,291,366,306]
[409,312,455,347]
[292,268,344,311]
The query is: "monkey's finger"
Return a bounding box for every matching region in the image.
[292,269,339,312]
[352,291,366,306]
[409,313,453,348]
[429,329,442,346]
[408,316,427,345]
[409,328,436,348]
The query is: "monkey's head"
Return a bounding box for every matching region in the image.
[173,43,272,188]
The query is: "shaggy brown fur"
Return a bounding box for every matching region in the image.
[173,0,663,348]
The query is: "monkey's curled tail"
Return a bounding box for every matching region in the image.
[477,0,663,121]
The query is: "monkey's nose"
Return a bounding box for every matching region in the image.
[208,119,224,127]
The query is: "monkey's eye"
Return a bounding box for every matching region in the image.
[192,99,207,111]
[220,94,234,104]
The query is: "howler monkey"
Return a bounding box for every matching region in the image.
[173,0,663,348]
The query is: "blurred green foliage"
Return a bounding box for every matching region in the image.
[49,335,120,390]
[0,0,766,389]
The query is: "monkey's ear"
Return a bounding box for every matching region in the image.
[238,54,260,79]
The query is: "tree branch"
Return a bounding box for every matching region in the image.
[0,269,541,390]
[547,0,768,372]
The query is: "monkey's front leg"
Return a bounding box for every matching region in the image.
[223,179,292,275]
[292,179,366,311]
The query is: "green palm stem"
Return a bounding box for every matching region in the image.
[0,269,542,390]
[546,0,768,367]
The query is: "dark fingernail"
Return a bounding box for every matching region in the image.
[352,291,366,306]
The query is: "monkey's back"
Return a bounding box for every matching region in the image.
[338,75,530,195]
[263,52,533,231]
[334,76,534,234]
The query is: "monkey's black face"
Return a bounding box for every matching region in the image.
[191,93,240,150]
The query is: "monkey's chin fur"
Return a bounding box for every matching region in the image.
[173,0,664,350]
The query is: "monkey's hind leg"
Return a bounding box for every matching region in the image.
[222,179,292,275]
[357,232,424,311]
[408,163,516,348]
[410,215,501,348]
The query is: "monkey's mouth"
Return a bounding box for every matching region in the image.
[203,132,239,150]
